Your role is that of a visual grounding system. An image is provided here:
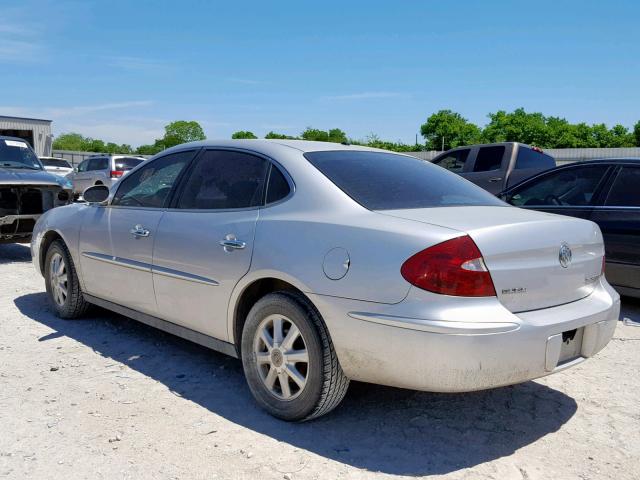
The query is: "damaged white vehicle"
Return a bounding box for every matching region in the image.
[1,136,72,243]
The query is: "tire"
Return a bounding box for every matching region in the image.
[44,240,91,319]
[241,291,349,421]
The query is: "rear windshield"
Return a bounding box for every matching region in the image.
[515,147,555,170]
[304,151,505,210]
[41,158,71,168]
[0,139,42,170]
[114,157,143,171]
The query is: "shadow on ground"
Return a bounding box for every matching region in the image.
[15,292,577,476]
[0,243,31,264]
[621,296,640,324]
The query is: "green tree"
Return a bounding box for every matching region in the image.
[231,130,258,139]
[301,127,329,142]
[481,108,548,146]
[328,128,347,143]
[52,133,88,151]
[264,131,297,139]
[161,120,206,148]
[634,121,640,147]
[420,110,481,150]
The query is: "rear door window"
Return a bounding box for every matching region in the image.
[177,150,269,209]
[605,167,640,207]
[266,165,291,204]
[509,166,609,207]
[433,149,470,173]
[87,157,108,171]
[473,146,505,172]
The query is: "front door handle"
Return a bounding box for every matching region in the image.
[488,177,503,183]
[220,234,246,251]
[130,224,150,238]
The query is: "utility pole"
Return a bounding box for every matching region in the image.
[441,136,445,152]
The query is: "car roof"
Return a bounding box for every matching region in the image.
[559,158,640,165]
[0,135,33,144]
[162,139,385,155]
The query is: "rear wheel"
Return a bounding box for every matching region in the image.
[241,292,349,421]
[44,240,90,319]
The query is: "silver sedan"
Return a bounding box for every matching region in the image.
[30,140,620,421]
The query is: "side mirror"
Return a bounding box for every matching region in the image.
[83,185,110,204]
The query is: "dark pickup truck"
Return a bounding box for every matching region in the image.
[431,142,556,195]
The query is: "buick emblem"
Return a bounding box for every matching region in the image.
[559,243,572,268]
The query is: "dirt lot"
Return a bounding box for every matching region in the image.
[0,243,639,480]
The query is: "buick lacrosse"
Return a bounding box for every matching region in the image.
[31,140,620,421]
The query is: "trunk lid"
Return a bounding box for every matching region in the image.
[380,206,604,313]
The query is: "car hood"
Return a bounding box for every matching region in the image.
[0,168,68,187]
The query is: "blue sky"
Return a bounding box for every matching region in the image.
[1,0,639,146]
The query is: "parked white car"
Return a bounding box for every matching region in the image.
[31,140,620,421]
[39,157,74,176]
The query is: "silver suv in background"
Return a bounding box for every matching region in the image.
[68,155,145,196]
[431,142,556,194]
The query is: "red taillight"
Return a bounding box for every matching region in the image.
[110,170,123,178]
[401,235,496,297]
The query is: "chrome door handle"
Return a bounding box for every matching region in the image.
[489,177,503,182]
[220,235,246,251]
[129,224,150,238]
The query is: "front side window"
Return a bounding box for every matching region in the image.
[112,151,193,208]
[177,150,269,209]
[433,149,470,173]
[473,146,505,172]
[509,166,609,207]
[605,167,640,207]
[305,150,504,210]
[77,160,89,172]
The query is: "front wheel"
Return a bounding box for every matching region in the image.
[44,240,91,319]
[241,292,349,421]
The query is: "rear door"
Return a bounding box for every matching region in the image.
[152,149,269,340]
[463,145,508,194]
[506,164,612,221]
[589,165,640,292]
[78,150,193,315]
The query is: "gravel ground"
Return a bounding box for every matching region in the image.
[0,243,639,480]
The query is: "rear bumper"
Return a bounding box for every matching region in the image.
[310,278,620,392]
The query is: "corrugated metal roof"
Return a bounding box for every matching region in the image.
[0,115,52,123]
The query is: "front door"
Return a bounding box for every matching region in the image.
[590,166,640,292]
[152,149,269,340]
[78,150,194,315]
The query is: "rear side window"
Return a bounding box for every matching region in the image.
[515,147,555,170]
[87,157,108,171]
[605,167,640,207]
[433,149,470,173]
[266,165,291,204]
[304,151,504,210]
[473,146,505,172]
[114,157,143,171]
[509,166,609,207]
[41,158,71,168]
[177,150,269,209]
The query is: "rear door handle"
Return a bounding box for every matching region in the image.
[489,177,503,182]
[220,234,246,251]
[129,224,150,238]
